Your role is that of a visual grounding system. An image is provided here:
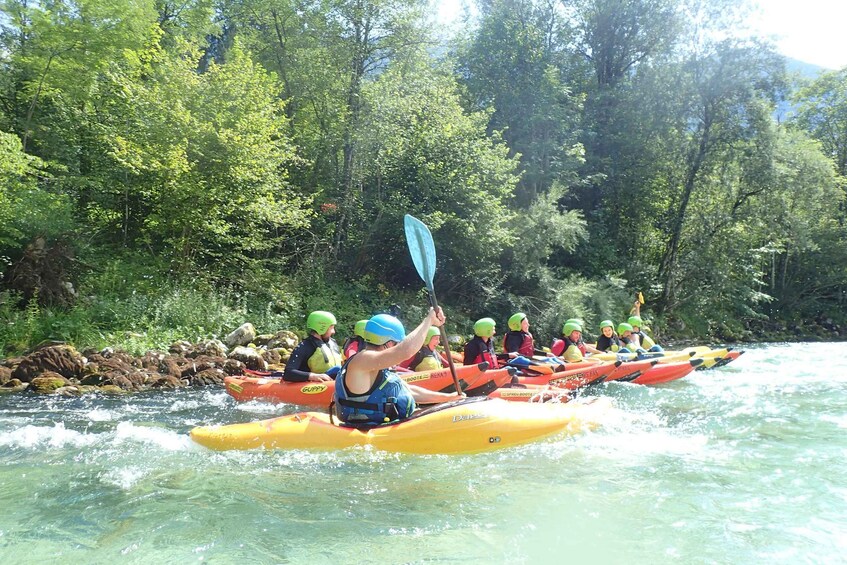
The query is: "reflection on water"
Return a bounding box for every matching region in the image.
[2,343,847,563]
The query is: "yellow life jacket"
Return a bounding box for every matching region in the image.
[564,343,584,362]
[307,337,342,373]
[637,331,656,349]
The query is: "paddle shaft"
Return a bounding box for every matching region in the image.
[425,290,462,394]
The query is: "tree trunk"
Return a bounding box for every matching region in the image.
[22,54,54,152]
[657,108,712,314]
[332,9,369,259]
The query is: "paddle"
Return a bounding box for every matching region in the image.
[404,214,462,395]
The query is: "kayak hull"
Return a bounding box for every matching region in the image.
[464,367,517,396]
[225,363,489,407]
[631,359,700,385]
[488,384,570,403]
[516,361,618,388]
[190,397,609,454]
[712,349,743,367]
[606,359,658,382]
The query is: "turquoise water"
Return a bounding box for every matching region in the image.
[2,343,846,563]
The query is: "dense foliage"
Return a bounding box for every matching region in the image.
[0,0,845,353]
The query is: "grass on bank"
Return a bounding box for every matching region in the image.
[0,254,438,357]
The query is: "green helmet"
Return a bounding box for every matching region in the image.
[617,322,634,334]
[508,312,527,331]
[628,315,643,328]
[599,319,615,331]
[473,317,496,338]
[563,321,582,335]
[307,311,336,335]
[353,319,368,338]
[426,326,441,340]
[565,318,585,326]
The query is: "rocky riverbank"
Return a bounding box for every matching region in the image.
[0,323,297,396]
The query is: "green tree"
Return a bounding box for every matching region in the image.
[793,68,847,176]
[568,0,680,211]
[0,0,157,152]
[353,56,520,307]
[228,0,431,260]
[69,39,310,280]
[653,40,784,315]
[458,0,585,206]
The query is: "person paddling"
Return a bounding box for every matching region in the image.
[342,319,368,359]
[551,320,601,361]
[334,310,463,424]
[628,314,663,352]
[617,322,647,355]
[400,326,448,372]
[502,312,534,358]
[463,317,500,368]
[283,311,343,383]
[596,320,624,353]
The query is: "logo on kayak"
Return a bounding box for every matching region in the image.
[227,383,244,394]
[452,413,488,423]
[301,384,328,394]
[551,372,583,383]
[498,390,531,398]
[404,374,429,383]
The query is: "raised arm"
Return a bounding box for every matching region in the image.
[349,308,445,373]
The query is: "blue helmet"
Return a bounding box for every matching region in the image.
[363,314,406,345]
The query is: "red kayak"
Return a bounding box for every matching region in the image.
[225,362,490,406]
[516,361,620,389]
[712,349,744,367]
[631,359,702,385]
[606,359,658,382]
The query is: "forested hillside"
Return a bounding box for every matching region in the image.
[1,0,845,353]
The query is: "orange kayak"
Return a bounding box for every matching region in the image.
[225,362,490,407]
[488,383,570,403]
[464,367,517,396]
[712,349,744,367]
[516,361,619,388]
[513,358,600,376]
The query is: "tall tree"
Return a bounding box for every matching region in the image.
[568,0,679,205]
[459,0,584,205]
[228,0,430,262]
[353,54,521,306]
[653,40,784,314]
[793,68,847,177]
[0,0,157,152]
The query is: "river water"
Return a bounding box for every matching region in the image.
[1,343,845,564]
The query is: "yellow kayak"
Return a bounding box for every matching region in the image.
[591,346,730,368]
[190,397,610,454]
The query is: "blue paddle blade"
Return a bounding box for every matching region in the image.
[404,214,437,289]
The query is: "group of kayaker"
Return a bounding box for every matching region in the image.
[282,303,662,425]
[461,307,662,365]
